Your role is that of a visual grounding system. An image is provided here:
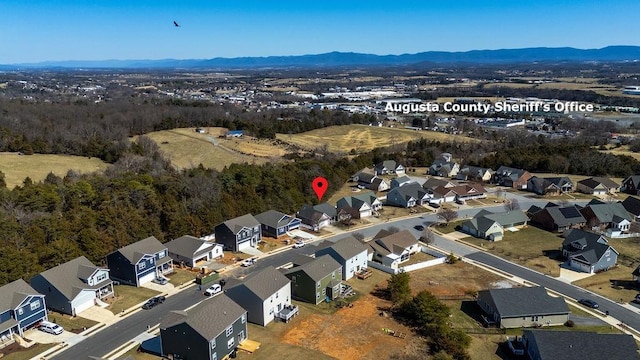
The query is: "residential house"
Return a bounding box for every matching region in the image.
[390,175,414,189]
[544,177,573,193]
[422,177,458,192]
[314,236,369,280]
[336,192,382,219]
[225,130,243,138]
[632,265,640,284]
[449,184,488,202]
[296,204,332,231]
[367,230,421,269]
[313,203,339,222]
[374,160,405,176]
[494,166,532,189]
[621,175,640,195]
[386,182,430,208]
[576,177,620,195]
[165,235,223,268]
[429,186,457,204]
[214,214,262,252]
[521,329,640,360]
[529,205,586,232]
[579,200,631,232]
[476,286,570,328]
[106,236,173,287]
[561,229,618,274]
[0,279,47,339]
[160,294,247,360]
[527,176,570,195]
[225,266,291,326]
[475,209,529,228]
[367,178,390,192]
[429,158,460,178]
[283,255,342,305]
[461,216,504,241]
[31,256,113,316]
[350,168,375,182]
[255,210,301,239]
[456,166,494,182]
[622,196,640,221]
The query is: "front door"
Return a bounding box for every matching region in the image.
[238,330,245,342]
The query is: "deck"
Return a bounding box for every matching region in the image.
[276,305,299,323]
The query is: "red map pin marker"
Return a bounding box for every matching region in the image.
[312,176,328,201]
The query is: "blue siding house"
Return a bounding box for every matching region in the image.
[0,279,48,340]
[255,210,301,238]
[106,236,173,287]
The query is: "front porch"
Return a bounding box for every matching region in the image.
[96,281,114,299]
[156,257,174,277]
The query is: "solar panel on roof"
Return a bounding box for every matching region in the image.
[559,206,581,218]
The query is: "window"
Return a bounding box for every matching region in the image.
[211,340,216,350]
[211,353,217,360]
[138,262,146,270]
[158,250,166,259]
[30,301,40,311]
[17,308,23,316]
[276,292,279,299]
[332,272,336,279]
[225,325,233,337]
[241,314,246,324]
[316,282,320,289]
[322,288,326,296]
[96,273,107,282]
[292,276,296,283]
[227,337,235,349]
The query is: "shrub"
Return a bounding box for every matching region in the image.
[565,319,575,327]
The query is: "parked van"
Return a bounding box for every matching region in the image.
[39,321,64,335]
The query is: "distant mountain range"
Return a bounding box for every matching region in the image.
[4,46,640,69]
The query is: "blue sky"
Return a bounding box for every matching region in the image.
[1,0,639,64]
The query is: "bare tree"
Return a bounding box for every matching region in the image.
[420,228,435,245]
[386,226,400,233]
[504,198,520,211]
[437,208,458,225]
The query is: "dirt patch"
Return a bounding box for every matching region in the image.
[281,295,417,360]
[408,262,514,297]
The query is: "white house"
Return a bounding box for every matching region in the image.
[165,235,223,268]
[314,236,369,280]
[367,230,421,269]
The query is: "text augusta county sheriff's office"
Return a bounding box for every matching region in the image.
[385,101,594,114]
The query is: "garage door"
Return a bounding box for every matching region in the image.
[318,219,331,229]
[74,298,95,315]
[360,210,372,218]
[238,240,252,251]
[138,271,156,286]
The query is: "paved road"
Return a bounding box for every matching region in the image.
[54,196,633,359]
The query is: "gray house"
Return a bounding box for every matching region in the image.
[474,209,529,228]
[561,229,618,274]
[374,160,405,176]
[255,210,301,239]
[165,235,223,268]
[31,256,113,316]
[0,279,48,339]
[283,254,342,305]
[461,216,504,241]
[160,294,247,360]
[521,329,640,360]
[390,175,414,189]
[214,214,262,252]
[477,286,569,328]
[314,236,369,280]
[386,182,430,208]
[225,266,291,326]
[106,236,173,287]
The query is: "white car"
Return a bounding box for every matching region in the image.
[204,284,222,297]
[39,321,64,335]
[293,240,305,248]
[242,258,257,267]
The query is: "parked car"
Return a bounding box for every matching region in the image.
[293,240,305,248]
[204,283,223,297]
[429,203,440,209]
[39,321,64,335]
[578,298,599,309]
[242,258,257,267]
[455,198,465,205]
[635,294,640,303]
[142,296,166,310]
[414,225,425,231]
[153,277,168,285]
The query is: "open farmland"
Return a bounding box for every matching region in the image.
[140,128,290,171]
[276,124,476,154]
[0,152,110,189]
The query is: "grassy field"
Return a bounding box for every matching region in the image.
[573,264,639,303]
[0,152,109,189]
[140,128,281,170]
[106,285,161,314]
[464,226,564,277]
[276,124,477,154]
[599,145,640,161]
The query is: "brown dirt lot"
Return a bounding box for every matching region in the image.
[408,261,512,297]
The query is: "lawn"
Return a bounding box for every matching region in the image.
[0,152,110,189]
[276,124,477,155]
[434,219,465,234]
[401,251,438,266]
[165,268,195,287]
[573,265,639,303]
[106,285,161,314]
[47,312,98,334]
[464,226,564,277]
[0,343,56,360]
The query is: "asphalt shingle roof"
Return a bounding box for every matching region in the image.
[113,236,166,264]
[283,254,341,282]
[165,235,214,259]
[230,266,290,301]
[222,214,260,234]
[255,210,295,229]
[479,286,569,318]
[522,329,640,360]
[33,256,107,300]
[314,236,368,261]
[0,279,41,311]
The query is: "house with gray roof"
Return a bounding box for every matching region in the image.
[477,210,529,228]
[297,204,332,231]
[336,191,382,219]
[561,229,618,274]
[0,279,47,340]
[576,177,620,195]
[521,329,640,360]
[374,160,405,176]
[456,165,494,182]
[527,176,572,195]
[314,236,369,280]
[31,256,113,316]
[368,230,421,269]
[529,204,586,232]
[495,166,532,189]
[165,235,223,268]
[461,216,504,241]
[160,294,247,360]
[477,286,569,328]
[214,214,262,252]
[225,266,291,326]
[621,175,640,195]
[422,177,458,191]
[255,210,301,239]
[579,200,631,233]
[390,175,414,189]
[283,255,342,305]
[106,236,173,287]
[386,182,430,208]
[429,159,460,178]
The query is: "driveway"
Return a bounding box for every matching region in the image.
[24,328,77,344]
[80,306,117,324]
[557,266,595,283]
